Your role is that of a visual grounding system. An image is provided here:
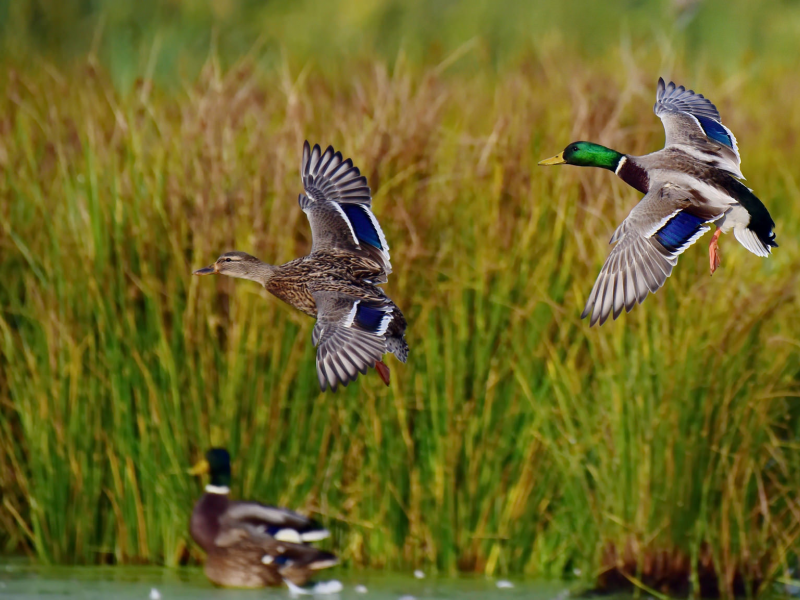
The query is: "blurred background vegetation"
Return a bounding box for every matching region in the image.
[1,0,800,595]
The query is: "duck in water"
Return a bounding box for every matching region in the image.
[189,448,337,588]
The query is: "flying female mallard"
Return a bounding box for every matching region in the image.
[194,142,408,391]
[539,78,777,326]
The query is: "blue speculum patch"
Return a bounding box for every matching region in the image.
[341,204,383,249]
[697,115,734,148]
[355,304,387,332]
[656,211,706,252]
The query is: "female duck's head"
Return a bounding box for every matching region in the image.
[539,141,624,171]
[193,251,271,283]
[189,448,232,492]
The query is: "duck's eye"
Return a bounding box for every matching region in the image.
[572,146,579,152]
[225,258,232,262]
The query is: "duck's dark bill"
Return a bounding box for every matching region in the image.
[193,266,216,275]
[538,152,566,165]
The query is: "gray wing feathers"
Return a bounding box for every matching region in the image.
[299,142,392,273]
[298,193,314,212]
[582,184,707,326]
[302,141,371,206]
[582,234,675,326]
[314,325,385,391]
[653,78,743,178]
[300,193,359,252]
[312,291,387,391]
[225,502,313,528]
[654,77,721,121]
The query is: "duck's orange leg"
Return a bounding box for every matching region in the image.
[375,361,391,386]
[709,228,722,275]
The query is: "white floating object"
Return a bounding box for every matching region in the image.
[313,580,343,594]
[285,579,343,596]
[286,580,310,596]
[149,589,161,600]
[413,569,425,579]
[573,568,582,576]
[355,584,368,593]
[496,580,514,589]
[399,596,416,600]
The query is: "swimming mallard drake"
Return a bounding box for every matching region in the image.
[540,78,777,326]
[194,141,408,391]
[189,448,337,588]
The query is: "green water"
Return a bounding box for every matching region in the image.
[0,563,576,600]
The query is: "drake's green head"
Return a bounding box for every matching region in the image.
[539,142,624,171]
[189,447,231,488]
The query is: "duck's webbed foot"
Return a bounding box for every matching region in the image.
[375,361,391,386]
[709,228,722,275]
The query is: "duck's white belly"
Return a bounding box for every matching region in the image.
[712,204,750,233]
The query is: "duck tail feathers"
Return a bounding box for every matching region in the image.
[734,226,776,257]
[386,335,409,363]
[728,181,777,256]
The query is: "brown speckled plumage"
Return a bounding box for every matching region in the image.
[190,448,337,589]
[194,142,408,391]
[264,251,389,317]
[200,526,337,588]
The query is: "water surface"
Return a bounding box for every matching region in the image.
[0,562,575,600]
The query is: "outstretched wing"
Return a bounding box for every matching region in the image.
[582,183,722,326]
[654,78,743,179]
[221,501,329,543]
[299,141,392,274]
[311,290,391,392]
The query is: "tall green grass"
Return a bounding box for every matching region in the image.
[1,2,800,596]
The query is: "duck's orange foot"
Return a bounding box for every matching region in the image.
[709,228,722,275]
[375,360,391,386]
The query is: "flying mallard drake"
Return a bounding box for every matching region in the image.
[540,78,777,326]
[189,448,337,588]
[194,141,408,391]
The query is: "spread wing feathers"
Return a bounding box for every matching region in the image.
[583,184,717,326]
[312,291,391,392]
[654,78,743,179]
[300,141,391,274]
[222,502,329,543]
[654,77,720,120]
[302,141,371,205]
